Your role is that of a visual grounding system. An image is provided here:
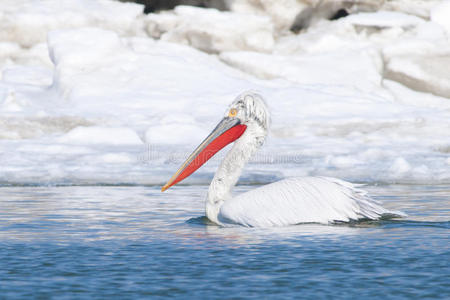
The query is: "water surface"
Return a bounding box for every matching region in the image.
[0,184,448,299]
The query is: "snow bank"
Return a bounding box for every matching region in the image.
[345,11,424,28]
[59,126,142,145]
[220,49,383,92]
[382,0,442,19]
[280,9,450,99]
[430,0,450,35]
[0,0,144,48]
[0,0,450,186]
[48,27,131,99]
[385,54,450,98]
[146,6,274,53]
[228,0,307,32]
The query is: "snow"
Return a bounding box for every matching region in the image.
[385,54,450,98]
[59,126,143,145]
[382,0,442,19]
[0,0,450,186]
[0,0,144,48]
[345,11,425,28]
[220,49,383,92]
[147,6,275,53]
[430,0,450,35]
[228,0,307,31]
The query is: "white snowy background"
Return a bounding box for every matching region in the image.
[1,0,450,186]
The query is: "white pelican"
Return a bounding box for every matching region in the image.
[162,92,404,227]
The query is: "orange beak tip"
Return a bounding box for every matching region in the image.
[161,183,171,192]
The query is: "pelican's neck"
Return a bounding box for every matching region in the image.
[206,124,265,223]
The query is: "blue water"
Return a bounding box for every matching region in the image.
[0,185,448,299]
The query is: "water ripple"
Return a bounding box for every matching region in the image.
[0,185,448,298]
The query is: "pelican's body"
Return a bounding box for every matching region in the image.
[213,177,391,227]
[163,92,404,227]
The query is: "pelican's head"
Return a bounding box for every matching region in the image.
[161,91,270,192]
[226,91,270,132]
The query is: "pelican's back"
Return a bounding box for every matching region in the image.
[219,177,398,227]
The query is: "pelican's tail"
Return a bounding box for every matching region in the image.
[324,177,407,221]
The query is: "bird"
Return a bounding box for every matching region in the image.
[161,91,404,227]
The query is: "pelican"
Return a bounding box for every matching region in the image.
[162,92,404,227]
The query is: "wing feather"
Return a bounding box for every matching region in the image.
[219,177,404,227]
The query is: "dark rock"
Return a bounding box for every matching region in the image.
[121,0,228,14]
[330,8,349,20]
[290,0,380,33]
[290,6,315,33]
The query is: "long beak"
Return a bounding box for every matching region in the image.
[161,117,247,192]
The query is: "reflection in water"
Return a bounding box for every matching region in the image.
[0,185,448,245]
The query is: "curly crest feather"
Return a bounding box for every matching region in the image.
[229,91,270,131]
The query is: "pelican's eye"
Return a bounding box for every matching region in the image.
[228,108,237,117]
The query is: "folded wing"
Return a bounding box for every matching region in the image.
[219,177,404,227]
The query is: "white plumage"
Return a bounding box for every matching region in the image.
[219,177,393,227]
[164,91,405,227]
